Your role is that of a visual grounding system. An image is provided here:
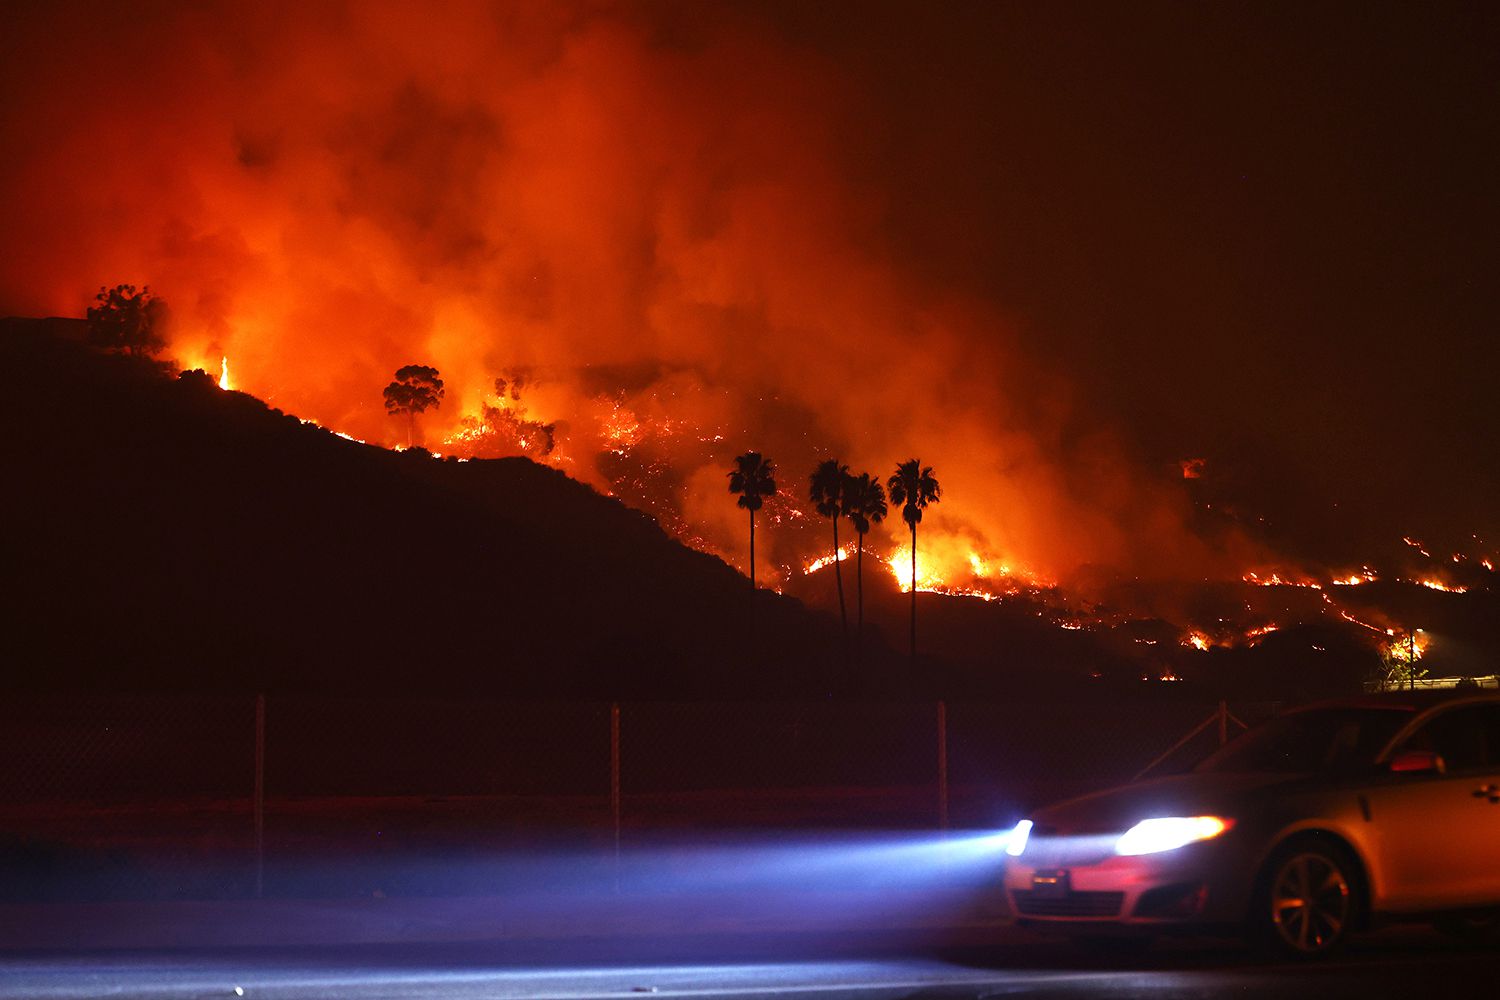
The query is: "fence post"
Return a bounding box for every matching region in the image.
[936,700,949,831]
[610,702,621,888]
[254,692,265,899]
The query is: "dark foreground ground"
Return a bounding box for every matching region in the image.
[4,926,1498,1000]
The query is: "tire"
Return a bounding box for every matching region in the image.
[1252,838,1360,958]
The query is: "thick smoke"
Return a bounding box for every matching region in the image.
[0,0,1259,585]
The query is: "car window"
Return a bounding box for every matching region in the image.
[1196,708,1412,775]
[1397,704,1500,773]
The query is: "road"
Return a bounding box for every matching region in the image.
[4,927,1497,999]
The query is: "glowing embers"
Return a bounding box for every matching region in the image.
[1414,579,1468,594]
[601,401,643,455]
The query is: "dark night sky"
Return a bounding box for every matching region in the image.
[771,0,1499,541]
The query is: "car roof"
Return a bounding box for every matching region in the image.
[1288,689,1500,714]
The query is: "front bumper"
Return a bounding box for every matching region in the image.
[1003,841,1247,927]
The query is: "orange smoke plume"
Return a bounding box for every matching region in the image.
[0,1,1259,587]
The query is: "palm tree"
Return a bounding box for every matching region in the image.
[842,471,887,662]
[727,451,776,588]
[887,459,941,665]
[809,459,850,645]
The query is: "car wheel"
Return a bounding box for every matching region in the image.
[1254,839,1358,958]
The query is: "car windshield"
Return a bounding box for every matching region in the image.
[1195,707,1414,775]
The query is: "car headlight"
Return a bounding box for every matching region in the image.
[1004,819,1033,857]
[1114,816,1233,856]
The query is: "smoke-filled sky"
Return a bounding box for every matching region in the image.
[2,1,1495,583]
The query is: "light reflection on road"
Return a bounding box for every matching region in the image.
[3,931,1499,1000]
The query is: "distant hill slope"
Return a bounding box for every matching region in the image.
[1,324,871,697]
[12,322,1477,702]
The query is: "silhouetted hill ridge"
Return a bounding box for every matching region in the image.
[1,324,865,697]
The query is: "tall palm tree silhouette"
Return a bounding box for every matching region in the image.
[887,459,941,666]
[842,471,887,663]
[727,451,776,589]
[809,459,850,646]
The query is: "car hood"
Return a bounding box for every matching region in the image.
[1030,771,1300,834]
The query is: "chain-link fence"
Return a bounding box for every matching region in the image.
[0,695,1276,902]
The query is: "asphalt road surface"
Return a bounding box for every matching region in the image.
[4,927,1498,1000]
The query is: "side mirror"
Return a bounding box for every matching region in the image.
[1388,749,1446,774]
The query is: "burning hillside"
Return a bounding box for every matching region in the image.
[2,3,1495,695]
[4,319,1497,701]
[0,1,1268,592]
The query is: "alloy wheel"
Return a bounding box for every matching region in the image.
[1269,850,1352,955]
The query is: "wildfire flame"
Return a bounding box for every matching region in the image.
[1403,536,1433,558]
[1415,579,1468,594]
[1243,571,1323,590]
[8,3,1485,670]
[888,545,946,594]
[880,541,1044,602]
[1333,602,1394,636]
[803,546,852,574]
[1329,569,1377,586]
[1381,631,1431,661]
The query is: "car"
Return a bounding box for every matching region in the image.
[1001,690,1500,956]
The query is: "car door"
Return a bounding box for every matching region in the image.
[1361,703,1500,911]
